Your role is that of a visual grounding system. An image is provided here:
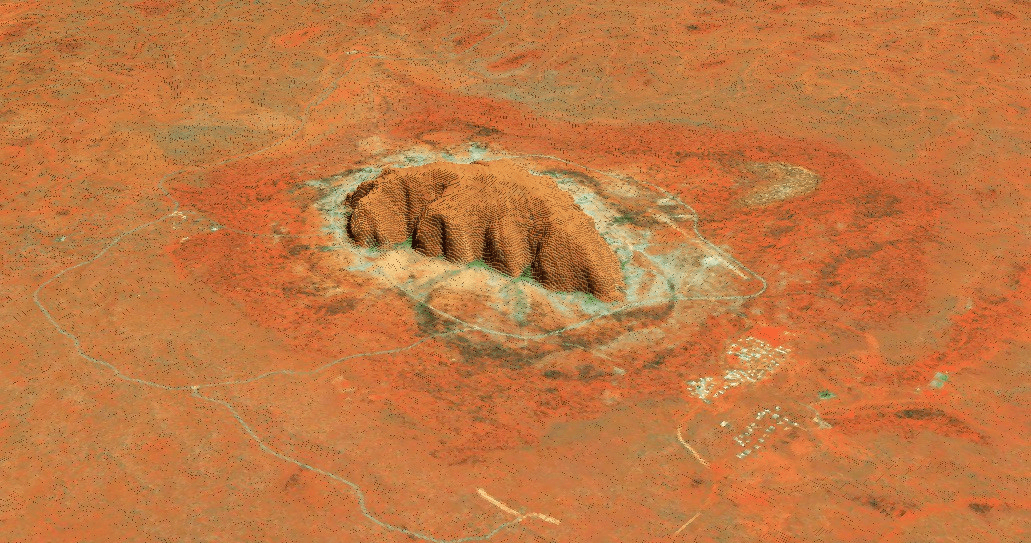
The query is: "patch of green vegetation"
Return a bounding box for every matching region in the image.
[394,237,413,250]
[288,244,310,256]
[467,259,493,270]
[538,169,603,190]
[610,210,662,228]
[447,333,544,370]
[510,287,530,326]
[512,265,536,283]
[412,299,457,335]
[611,213,642,226]
[609,299,675,324]
[577,291,605,306]
[895,408,945,420]
[818,390,836,400]
[929,372,949,389]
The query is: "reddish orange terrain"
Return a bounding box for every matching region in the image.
[1,1,1028,542]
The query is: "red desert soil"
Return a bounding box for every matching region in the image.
[1,1,1028,543]
[345,160,626,301]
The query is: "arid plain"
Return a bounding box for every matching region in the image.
[1,1,1029,542]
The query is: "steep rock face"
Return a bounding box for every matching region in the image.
[344,160,626,301]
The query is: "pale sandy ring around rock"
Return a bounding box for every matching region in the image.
[321,152,768,340]
[330,153,760,295]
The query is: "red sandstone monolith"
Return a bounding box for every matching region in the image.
[345,160,625,301]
